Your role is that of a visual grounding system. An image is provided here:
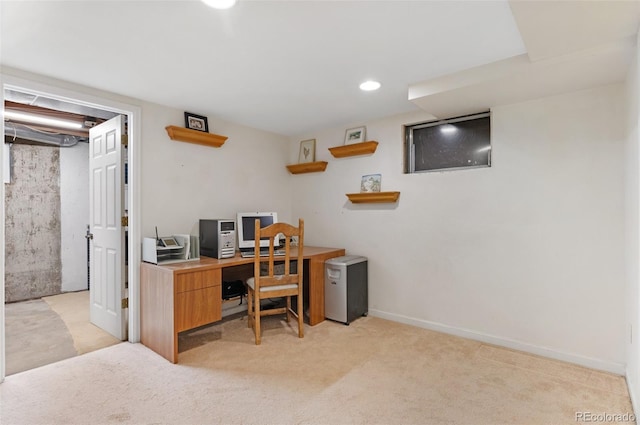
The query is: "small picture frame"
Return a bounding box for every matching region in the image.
[298,139,316,163]
[361,174,381,193]
[184,112,209,133]
[345,126,366,145]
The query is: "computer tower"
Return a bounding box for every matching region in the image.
[324,255,368,325]
[199,219,236,259]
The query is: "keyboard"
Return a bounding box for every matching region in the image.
[240,249,286,258]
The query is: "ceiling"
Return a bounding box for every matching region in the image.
[1,1,639,138]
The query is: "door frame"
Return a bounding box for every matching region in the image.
[0,72,142,382]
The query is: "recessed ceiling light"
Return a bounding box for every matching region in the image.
[201,0,237,9]
[359,80,381,91]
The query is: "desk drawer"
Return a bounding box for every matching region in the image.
[175,285,222,332]
[176,269,220,293]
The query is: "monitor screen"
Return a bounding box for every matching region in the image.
[236,212,278,250]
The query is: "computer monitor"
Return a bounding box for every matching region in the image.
[236,212,278,250]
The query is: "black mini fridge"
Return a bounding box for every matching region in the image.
[324,255,368,325]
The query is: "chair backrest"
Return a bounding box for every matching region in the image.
[253,219,304,291]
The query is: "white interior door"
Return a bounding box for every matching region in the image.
[89,115,126,340]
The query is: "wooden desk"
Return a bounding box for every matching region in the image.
[140,246,345,363]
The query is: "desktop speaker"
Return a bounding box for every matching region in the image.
[199,219,236,259]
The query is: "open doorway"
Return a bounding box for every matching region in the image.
[4,89,122,374]
[1,79,141,379]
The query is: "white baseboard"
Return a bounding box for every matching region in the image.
[369,308,625,375]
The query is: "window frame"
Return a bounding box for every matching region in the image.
[405,112,491,174]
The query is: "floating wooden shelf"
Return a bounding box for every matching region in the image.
[165,125,228,148]
[346,191,400,204]
[329,141,378,158]
[286,161,328,174]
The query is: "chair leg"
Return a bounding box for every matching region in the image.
[247,288,253,329]
[297,293,304,338]
[286,296,291,323]
[254,295,261,345]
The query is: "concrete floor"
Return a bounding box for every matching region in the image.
[4,291,120,375]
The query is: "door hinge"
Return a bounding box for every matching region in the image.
[121,134,128,147]
[121,216,128,227]
[122,298,129,309]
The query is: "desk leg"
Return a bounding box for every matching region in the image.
[307,250,345,326]
[140,264,177,363]
[308,257,325,326]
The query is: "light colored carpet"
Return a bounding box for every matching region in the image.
[1,314,634,425]
[4,291,121,375]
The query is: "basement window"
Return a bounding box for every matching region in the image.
[404,112,491,173]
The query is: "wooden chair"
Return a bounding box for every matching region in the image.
[246,219,304,345]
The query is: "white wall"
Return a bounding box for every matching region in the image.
[60,142,89,292]
[625,31,640,413]
[139,103,292,239]
[290,84,627,373]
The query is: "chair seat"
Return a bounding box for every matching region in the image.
[246,277,298,292]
